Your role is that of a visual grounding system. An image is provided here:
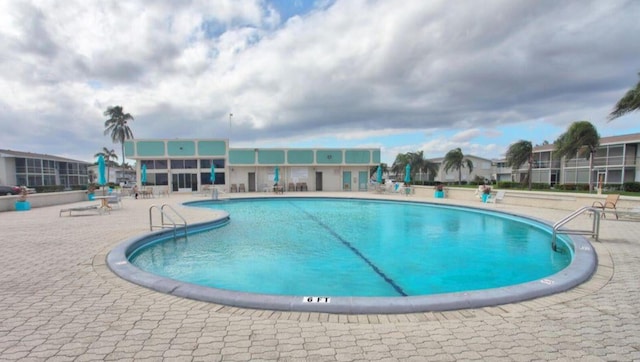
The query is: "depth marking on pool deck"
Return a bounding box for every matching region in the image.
[291,202,407,296]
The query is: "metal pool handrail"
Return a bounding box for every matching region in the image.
[552,206,600,251]
[149,204,188,240]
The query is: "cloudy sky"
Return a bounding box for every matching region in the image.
[1,0,639,164]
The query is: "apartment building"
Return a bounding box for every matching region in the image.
[512,133,640,186]
[0,149,90,188]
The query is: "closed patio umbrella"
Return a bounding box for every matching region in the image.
[376,165,382,184]
[274,166,280,184]
[98,155,106,186]
[404,164,411,184]
[98,155,106,196]
[141,164,147,187]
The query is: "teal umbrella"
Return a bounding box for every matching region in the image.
[404,164,411,184]
[274,166,280,183]
[210,163,216,184]
[141,164,147,186]
[376,165,382,183]
[98,155,106,186]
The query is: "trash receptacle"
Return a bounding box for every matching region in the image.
[212,188,218,200]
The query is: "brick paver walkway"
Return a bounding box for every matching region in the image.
[1,192,639,361]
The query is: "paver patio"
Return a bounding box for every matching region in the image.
[1,192,639,361]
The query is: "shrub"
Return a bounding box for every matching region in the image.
[623,182,640,192]
[560,184,590,191]
[531,183,551,190]
[497,181,518,189]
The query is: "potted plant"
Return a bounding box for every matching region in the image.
[87,183,97,201]
[482,185,492,203]
[434,184,445,198]
[15,186,31,211]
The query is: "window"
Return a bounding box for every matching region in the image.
[28,175,41,186]
[155,173,169,185]
[15,158,26,173]
[27,159,42,173]
[170,160,183,169]
[155,160,168,169]
[201,159,225,168]
[44,175,56,185]
[170,159,197,169]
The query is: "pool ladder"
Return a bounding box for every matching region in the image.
[551,206,601,251]
[149,204,188,240]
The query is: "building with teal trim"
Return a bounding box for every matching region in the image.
[124,139,381,193]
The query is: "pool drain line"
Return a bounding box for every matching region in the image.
[290,202,407,297]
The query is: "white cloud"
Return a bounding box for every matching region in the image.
[1,0,639,163]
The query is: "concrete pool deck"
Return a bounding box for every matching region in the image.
[1,191,639,360]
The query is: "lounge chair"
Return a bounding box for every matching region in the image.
[391,182,404,193]
[158,187,170,197]
[141,187,154,198]
[592,194,620,219]
[230,184,237,193]
[200,185,211,196]
[107,193,123,209]
[59,205,106,216]
[486,190,505,204]
[273,184,284,194]
[288,182,295,192]
[615,206,640,220]
[238,184,246,192]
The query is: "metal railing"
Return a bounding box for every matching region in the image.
[551,206,601,251]
[149,204,188,240]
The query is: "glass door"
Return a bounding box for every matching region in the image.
[172,173,198,192]
[342,171,352,190]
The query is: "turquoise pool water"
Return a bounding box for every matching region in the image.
[129,198,572,298]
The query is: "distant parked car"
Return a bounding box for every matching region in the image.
[0,185,21,195]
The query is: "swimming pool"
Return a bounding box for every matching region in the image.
[108,197,597,313]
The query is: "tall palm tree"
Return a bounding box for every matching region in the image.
[553,121,600,191]
[103,106,134,167]
[406,151,438,182]
[443,148,474,185]
[505,140,533,190]
[390,151,438,183]
[94,147,118,184]
[608,72,640,121]
[391,153,410,179]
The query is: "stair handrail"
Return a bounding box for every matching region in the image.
[551,206,601,251]
[149,204,188,240]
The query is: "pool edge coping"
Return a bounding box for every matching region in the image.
[106,197,598,314]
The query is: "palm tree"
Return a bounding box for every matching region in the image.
[370,163,389,177]
[103,106,134,167]
[390,151,438,184]
[391,153,410,179]
[608,72,640,121]
[553,121,600,191]
[406,151,438,183]
[443,148,474,185]
[94,147,118,184]
[505,140,533,190]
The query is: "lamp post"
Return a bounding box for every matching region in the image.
[228,113,233,140]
